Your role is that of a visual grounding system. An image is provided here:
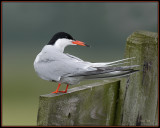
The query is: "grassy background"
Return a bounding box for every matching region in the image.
[2,2,158,126]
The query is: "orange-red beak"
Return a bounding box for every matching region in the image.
[72,40,90,47]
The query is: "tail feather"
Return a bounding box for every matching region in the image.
[95,65,139,71]
[106,57,136,65]
[106,62,130,67]
[84,69,139,80]
[91,57,136,67]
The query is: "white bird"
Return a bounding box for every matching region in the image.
[34,32,139,93]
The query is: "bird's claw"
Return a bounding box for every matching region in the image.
[52,90,67,93]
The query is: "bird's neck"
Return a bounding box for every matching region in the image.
[53,44,65,53]
[52,39,70,53]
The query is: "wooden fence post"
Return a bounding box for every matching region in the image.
[114,31,158,126]
[37,31,158,126]
[37,80,120,126]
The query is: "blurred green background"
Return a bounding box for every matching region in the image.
[2,2,158,126]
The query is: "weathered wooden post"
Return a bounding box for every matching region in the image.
[37,31,158,126]
[115,31,158,126]
[37,80,120,126]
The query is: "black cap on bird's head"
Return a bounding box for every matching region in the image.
[48,32,74,45]
[47,32,90,47]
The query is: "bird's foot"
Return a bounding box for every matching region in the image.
[52,84,69,93]
[52,91,59,93]
[52,90,67,93]
[59,90,67,93]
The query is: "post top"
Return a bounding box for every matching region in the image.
[40,80,119,98]
[134,31,158,38]
[127,30,158,45]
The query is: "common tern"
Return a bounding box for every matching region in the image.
[34,32,139,93]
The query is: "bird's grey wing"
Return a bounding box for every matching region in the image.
[35,51,93,81]
[69,65,139,75]
[67,65,139,79]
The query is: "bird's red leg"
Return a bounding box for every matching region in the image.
[59,84,69,93]
[52,83,61,93]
